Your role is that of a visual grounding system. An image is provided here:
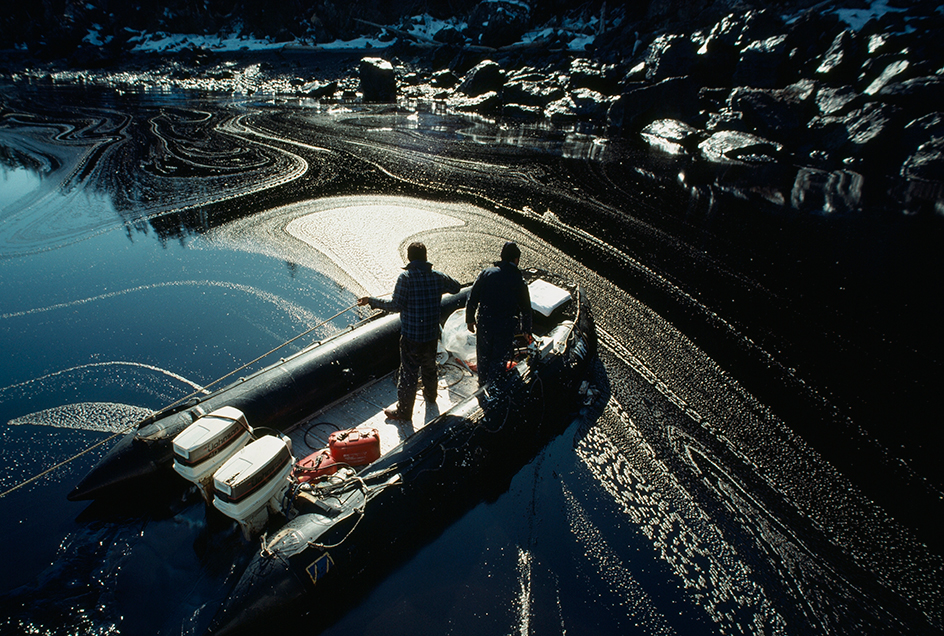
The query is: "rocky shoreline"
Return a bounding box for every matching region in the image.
[2,1,943,203]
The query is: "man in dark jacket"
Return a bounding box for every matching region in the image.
[465,241,532,388]
[359,242,461,422]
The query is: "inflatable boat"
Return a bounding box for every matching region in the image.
[68,289,468,502]
[197,271,597,635]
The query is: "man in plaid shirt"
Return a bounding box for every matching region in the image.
[358,242,461,421]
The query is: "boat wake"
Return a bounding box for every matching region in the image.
[560,482,676,636]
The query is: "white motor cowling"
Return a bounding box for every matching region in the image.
[173,406,253,502]
[212,435,295,538]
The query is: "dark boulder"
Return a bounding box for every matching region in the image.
[782,10,843,78]
[466,1,530,49]
[701,9,783,51]
[698,87,729,111]
[570,88,614,121]
[300,80,339,99]
[694,28,740,87]
[732,35,788,88]
[640,119,705,154]
[845,104,905,155]
[607,76,699,132]
[621,62,648,85]
[698,130,784,163]
[502,79,566,108]
[731,9,785,45]
[862,59,912,96]
[815,85,861,116]
[902,113,944,155]
[695,10,783,87]
[546,96,584,125]
[727,81,815,142]
[706,109,748,133]
[359,57,397,102]
[901,138,944,182]
[430,69,460,88]
[452,90,502,115]
[568,58,621,95]
[815,29,862,84]
[876,76,944,111]
[502,103,543,122]
[807,101,904,160]
[458,60,505,97]
[645,34,698,82]
[700,12,750,52]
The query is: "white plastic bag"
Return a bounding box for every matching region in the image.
[441,308,477,369]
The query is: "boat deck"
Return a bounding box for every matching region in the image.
[283,273,578,465]
[285,351,480,460]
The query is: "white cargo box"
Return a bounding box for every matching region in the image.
[529,279,571,317]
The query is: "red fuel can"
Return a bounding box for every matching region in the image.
[295,448,339,483]
[329,428,381,466]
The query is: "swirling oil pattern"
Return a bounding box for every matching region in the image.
[0,91,305,256]
[0,85,940,636]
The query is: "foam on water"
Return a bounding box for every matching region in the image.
[561,482,676,636]
[575,400,789,633]
[207,195,524,296]
[7,401,153,433]
[515,547,532,636]
[1,279,318,326]
[0,360,206,397]
[0,361,205,439]
[285,199,465,296]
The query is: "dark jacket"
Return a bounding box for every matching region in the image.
[465,260,532,334]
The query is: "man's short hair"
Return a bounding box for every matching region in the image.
[501,241,521,262]
[407,242,427,262]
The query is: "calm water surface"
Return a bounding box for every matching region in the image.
[0,84,940,635]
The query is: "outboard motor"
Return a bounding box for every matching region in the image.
[212,435,295,538]
[172,406,253,502]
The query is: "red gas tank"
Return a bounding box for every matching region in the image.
[329,428,381,466]
[295,448,339,484]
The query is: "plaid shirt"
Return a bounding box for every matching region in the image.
[369,261,461,342]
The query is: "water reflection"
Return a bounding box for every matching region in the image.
[0,85,940,636]
[0,163,44,206]
[791,168,864,215]
[0,96,307,256]
[461,120,612,160]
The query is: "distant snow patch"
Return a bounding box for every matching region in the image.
[835,0,909,31]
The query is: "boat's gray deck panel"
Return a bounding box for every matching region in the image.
[286,356,479,460]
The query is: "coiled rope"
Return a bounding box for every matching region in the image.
[0,302,367,499]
